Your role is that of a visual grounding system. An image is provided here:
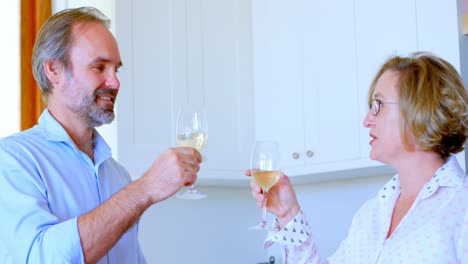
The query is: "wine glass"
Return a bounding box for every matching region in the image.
[249,140,281,231]
[175,104,208,199]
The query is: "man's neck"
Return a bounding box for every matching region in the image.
[47,107,95,161]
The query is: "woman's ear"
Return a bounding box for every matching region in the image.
[43,60,63,86]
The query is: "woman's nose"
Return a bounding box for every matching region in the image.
[363,110,374,128]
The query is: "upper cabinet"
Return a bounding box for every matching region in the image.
[253,0,371,180]
[114,0,255,185]
[252,0,464,182]
[113,0,464,185]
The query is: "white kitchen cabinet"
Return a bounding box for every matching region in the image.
[252,0,463,182]
[112,0,463,185]
[252,0,366,179]
[114,0,255,185]
[353,0,419,178]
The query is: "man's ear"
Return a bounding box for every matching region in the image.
[43,60,63,86]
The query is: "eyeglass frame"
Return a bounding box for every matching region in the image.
[369,99,398,116]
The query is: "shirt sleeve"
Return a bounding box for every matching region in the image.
[0,143,84,263]
[264,210,326,264]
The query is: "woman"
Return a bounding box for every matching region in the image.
[248,52,468,263]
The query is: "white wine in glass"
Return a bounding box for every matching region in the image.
[249,140,280,231]
[252,170,281,191]
[177,132,208,151]
[175,104,208,199]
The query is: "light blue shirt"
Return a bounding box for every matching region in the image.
[0,110,146,264]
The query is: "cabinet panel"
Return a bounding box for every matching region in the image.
[115,0,178,178]
[415,0,461,68]
[253,0,368,176]
[252,0,305,168]
[303,0,360,165]
[115,0,254,183]
[114,0,463,185]
[132,0,174,148]
[201,0,254,175]
[355,0,418,159]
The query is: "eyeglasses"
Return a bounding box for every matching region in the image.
[369,99,398,116]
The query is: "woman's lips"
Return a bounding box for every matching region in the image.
[369,133,377,145]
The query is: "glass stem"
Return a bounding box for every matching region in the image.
[261,189,268,225]
[188,185,196,192]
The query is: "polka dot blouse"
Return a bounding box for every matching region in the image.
[264,155,468,263]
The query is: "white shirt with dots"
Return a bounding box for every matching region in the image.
[265,155,468,263]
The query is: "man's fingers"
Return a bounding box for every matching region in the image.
[172,148,202,171]
[183,171,197,186]
[176,147,202,163]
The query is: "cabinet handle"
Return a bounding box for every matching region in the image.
[292,152,300,159]
[257,256,275,264]
[306,150,314,157]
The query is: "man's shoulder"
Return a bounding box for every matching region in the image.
[0,127,45,153]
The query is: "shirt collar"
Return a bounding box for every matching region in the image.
[38,109,74,144]
[93,130,112,166]
[38,109,112,165]
[378,175,401,201]
[377,155,466,201]
[426,155,465,188]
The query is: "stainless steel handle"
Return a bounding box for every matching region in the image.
[306,150,314,157]
[292,152,300,159]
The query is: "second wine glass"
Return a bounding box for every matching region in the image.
[249,140,281,231]
[175,104,208,199]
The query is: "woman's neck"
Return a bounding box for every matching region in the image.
[394,151,445,197]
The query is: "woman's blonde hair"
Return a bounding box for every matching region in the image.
[368,52,468,160]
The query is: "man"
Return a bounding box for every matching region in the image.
[0,7,201,263]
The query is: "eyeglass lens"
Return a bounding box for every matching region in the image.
[370,99,380,115]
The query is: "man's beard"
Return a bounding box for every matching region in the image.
[74,88,117,128]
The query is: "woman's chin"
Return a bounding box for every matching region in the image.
[369,151,378,161]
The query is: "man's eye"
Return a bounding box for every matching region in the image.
[93,65,104,72]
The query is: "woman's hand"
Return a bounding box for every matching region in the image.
[246,169,301,229]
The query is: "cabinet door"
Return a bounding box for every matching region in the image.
[115,0,175,179]
[303,0,360,166]
[253,0,364,173]
[415,0,461,67]
[200,0,255,182]
[355,0,418,159]
[252,0,306,169]
[115,0,254,183]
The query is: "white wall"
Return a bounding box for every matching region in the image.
[0,1,20,138]
[139,186,270,263]
[138,173,390,263]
